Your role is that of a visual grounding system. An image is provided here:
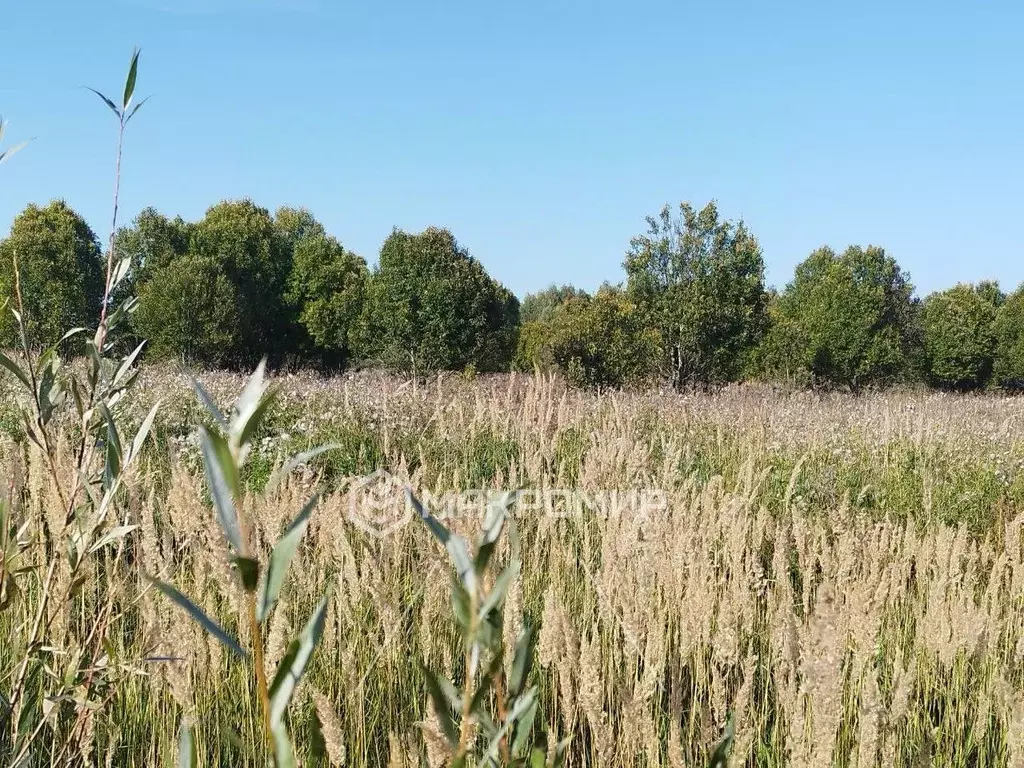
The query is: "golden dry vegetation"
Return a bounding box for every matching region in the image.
[3,370,1024,766]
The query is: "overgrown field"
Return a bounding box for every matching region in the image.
[3,369,1024,766]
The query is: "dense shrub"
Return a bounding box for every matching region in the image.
[772,245,917,390]
[921,283,997,390]
[752,291,812,386]
[284,231,368,369]
[994,285,1024,389]
[0,201,105,348]
[189,199,291,365]
[133,253,240,366]
[358,227,519,373]
[545,285,661,389]
[520,284,589,324]
[624,201,768,388]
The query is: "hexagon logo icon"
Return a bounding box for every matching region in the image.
[347,469,412,538]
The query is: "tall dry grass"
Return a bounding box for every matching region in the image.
[2,372,1024,765]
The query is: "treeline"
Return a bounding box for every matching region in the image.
[2,197,1024,392]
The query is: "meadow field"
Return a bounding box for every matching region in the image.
[3,368,1024,766]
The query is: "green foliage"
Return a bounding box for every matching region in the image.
[413,494,569,767]
[921,283,997,390]
[513,320,554,372]
[0,48,160,763]
[624,201,768,388]
[359,227,519,373]
[545,285,661,389]
[993,284,1024,390]
[273,205,326,248]
[284,230,368,369]
[750,291,811,386]
[163,363,334,766]
[0,201,105,348]
[520,284,588,324]
[974,279,1006,309]
[189,199,292,364]
[772,245,917,390]
[114,207,191,297]
[133,253,240,365]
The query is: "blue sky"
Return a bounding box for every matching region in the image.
[1,1,1022,299]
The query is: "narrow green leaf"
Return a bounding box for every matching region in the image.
[257,495,318,622]
[509,624,536,698]
[55,326,89,346]
[125,96,150,123]
[199,427,242,552]
[410,491,475,590]
[529,748,545,768]
[123,47,140,109]
[237,385,278,453]
[422,665,460,746]
[269,590,330,727]
[231,358,267,440]
[271,722,297,768]
[481,497,508,545]
[234,556,260,592]
[450,572,471,630]
[148,577,247,660]
[69,377,86,419]
[475,539,498,576]
[177,719,197,768]
[0,350,30,391]
[87,87,121,118]
[89,524,137,553]
[510,696,538,757]
[308,708,328,762]
[105,295,140,333]
[112,341,146,390]
[100,404,123,490]
[0,140,29,165]
[469,650,504,718]
[478,559,521,622]
[477,499,515,574]
[192,379,227,429]
[128,402,160,466]
[110,252,132,290]
[264,443,340,494]
[483,688,538,763]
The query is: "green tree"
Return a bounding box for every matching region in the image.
[359,227,519,373]
[514,321,554,372]
[521,284,589,324]
[113,207,191,347]
[752,290,812,387]
[775,245,917,390]
[994,284,1024,390]
[114,207,191,289]
[133,253,240,366]
[546,285,660,389]
[190,199,290,364]
[920,283,996,390]
[624,201,767,388]
[284,232,368,368]
[975,279,1006,309]
[0,200,105,347]
[273,205,326,250]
